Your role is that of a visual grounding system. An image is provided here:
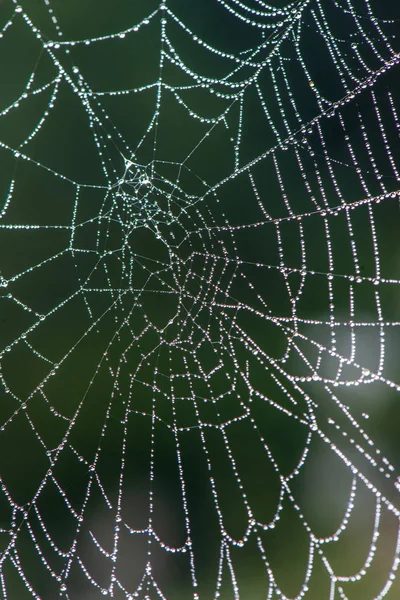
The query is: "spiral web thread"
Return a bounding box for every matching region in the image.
[0,0,400,598]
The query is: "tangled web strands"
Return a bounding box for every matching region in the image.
[0,0,400,598]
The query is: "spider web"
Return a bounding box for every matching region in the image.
[0,0,400,598]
